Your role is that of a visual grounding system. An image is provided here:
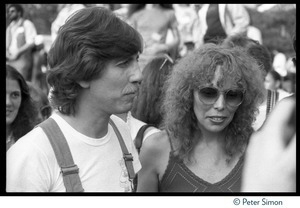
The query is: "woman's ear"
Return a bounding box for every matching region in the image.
[77,81,90,89]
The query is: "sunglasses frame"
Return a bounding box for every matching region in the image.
[159,54,174,70]
[197,86,245,107]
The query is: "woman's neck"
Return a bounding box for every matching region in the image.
[190,130,229,161]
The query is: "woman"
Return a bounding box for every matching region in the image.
[132,54,173,128]
[27,81,52,123]
[6,64,39,151]
[128,4,180,70]
[137,44,265,192]
[115,54,173,145]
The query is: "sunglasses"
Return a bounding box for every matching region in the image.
[197,87,245,107]
[159,54,174,70]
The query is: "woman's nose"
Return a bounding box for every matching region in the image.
[213,93,225,110]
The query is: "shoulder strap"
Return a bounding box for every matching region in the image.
[134,124,155,154]
[166,129,175,152]
[266,90,279,117]
[108,119,135,181]
[38,118,84,192]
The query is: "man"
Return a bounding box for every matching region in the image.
[7,7,143,192]
[6,4,37,81]
[196,4,250,47]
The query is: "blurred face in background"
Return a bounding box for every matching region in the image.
[6,78,22,127]
[264,72,280,91]
[7,6,19,21]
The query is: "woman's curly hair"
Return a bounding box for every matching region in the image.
[6,64,39,141]
[162,44,266,161]
[47,7,143,116]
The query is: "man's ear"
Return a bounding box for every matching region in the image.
[77,80,90,89]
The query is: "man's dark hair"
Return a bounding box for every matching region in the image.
[7,4,24,17]
[47,7,143,116]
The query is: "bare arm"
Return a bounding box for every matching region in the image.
[137,131,170,192]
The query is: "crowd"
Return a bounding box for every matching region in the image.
[6,4,296,193]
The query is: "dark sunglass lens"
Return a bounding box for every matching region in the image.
[200,88,218,98]
[226,90,244,106]
[199,87,218,104]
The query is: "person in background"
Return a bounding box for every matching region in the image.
[272,49,287,77]
[115,54,174,145]
[137,44,265,192]
[132,54,174,129]
[264,69,291,98]
[242,34,296,192]
[173,4,200,57]
[7,7,143,192]
[27,81,52,123]
[6,64,39,151]
[128,4,180,70]
[222,33,291,131]
[196,4,250,48]
[6,4,37,81]
[282,72,296,94]
[113,4,131,22]
[51,4,86,43]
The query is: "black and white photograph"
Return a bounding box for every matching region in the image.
[4,3,297,207]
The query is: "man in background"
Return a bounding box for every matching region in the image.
[6,4,37,81]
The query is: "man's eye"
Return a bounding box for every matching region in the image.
[118,60,131,67]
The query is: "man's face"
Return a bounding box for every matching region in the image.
[82,53,143,116]
[7,7,19,21]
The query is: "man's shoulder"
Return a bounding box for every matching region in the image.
[23,19,36,28]
[7,126,51,157]
[16,126,46,144]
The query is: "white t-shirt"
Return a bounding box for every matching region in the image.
[6,113,141,192]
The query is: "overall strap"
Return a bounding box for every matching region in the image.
[134,124,155,154]
[108,119,135,181]
[39,118,84,192]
